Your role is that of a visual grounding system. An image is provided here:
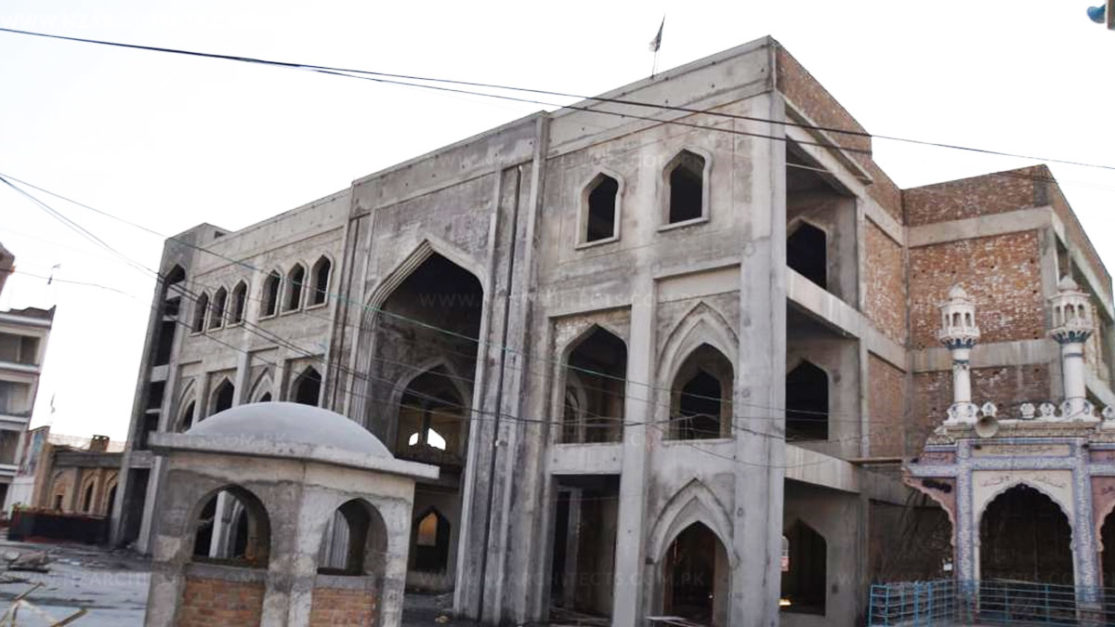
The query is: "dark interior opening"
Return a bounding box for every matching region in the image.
[785,361,828,441]
[781,520,827,614]
[980,484,1072,584]
[563,327,627,443]
[213,380,234,414]
[787,222,827,289]
[668,151,705,224]
[664,522,720,624]
[312,257,332,306]
[412,509,451,573]
[586,175,619,242]
[262,272,281,317]
[292,367,322,406]
[286,266,305,311]
[548,475,619,619]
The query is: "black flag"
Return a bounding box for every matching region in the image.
[649,18,664,52]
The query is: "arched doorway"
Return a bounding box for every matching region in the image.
[370,252,483,592]
[661,522,729,626]
[979,484,1073,584]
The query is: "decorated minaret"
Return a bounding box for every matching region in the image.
[938,285,981,424]
[1049,276,1095,418]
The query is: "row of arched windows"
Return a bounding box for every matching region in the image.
[190,256,333,333]
[580,149,709,246]
[173,366,323,432]
[560,325,832,444]
[191,486,384,577]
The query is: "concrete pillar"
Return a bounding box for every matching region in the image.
[730,91,787,626]
[611,281,654,626]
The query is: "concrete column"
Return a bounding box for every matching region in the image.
[562,488,582,609]
[955,446,975,583]
[1073,450,1101,601]
[951,346,973,404]
[730,91,787,626]
[611,280,655,626]
[208,491,232,557]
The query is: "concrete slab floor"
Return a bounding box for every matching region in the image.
[0,539,148,626]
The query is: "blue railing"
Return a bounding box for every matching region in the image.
[868,580,1113,626]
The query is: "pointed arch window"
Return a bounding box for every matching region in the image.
[230,281,247,324]
[669,344,733,440]
[787,222,827,289]
[177,401,196,433]
[785,361,829,441]
[192,292,209,332]
[581,173,620,244]
[261,271,281,317]
[561,326,627,443]
[284,264,306,312]
[412,508,451,573]
[291,367,322,406]
[665,150,708,225]
[211,379,235,415]
[310,256,332,306]
[209,287,227,329]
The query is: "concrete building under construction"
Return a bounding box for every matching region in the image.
[111,37,1114,625]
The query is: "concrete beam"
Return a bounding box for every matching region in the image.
[548,444,624,476]
[784,445,858,493]
[908,206,1052,248]
[786,268,906,369]
[911,339,1056,373]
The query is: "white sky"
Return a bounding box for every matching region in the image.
[0,1,1112,440]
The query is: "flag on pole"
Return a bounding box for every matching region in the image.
[649,17,664,52]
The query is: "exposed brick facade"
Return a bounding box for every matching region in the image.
[309,586,377,626]
[903,167,1039,227]
[178,575,264,626]
[909,231,1045,349]
[773,43,903,220]
[911,364,1053,449]
[868,355,906,457]
[864,222,906,344]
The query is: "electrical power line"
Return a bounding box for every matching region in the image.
[2,26,1114,173]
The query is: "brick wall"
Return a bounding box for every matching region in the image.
[902,164,1110,299]
[178,576,264,626]
[868,355,906,457]
[773,43,903,221]
[309,585,377,626]
[909,231,1045,349]
[903,167,1039,227]
[864,222,906,344]
[911,364,1052,451]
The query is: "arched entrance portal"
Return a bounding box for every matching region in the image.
[662,522,729,626]
[979,484,1073,584]
[370,251,483,593]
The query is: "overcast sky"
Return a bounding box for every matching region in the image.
[1,1,1112,440]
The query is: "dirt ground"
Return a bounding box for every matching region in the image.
[0,539,149,626]
[0,539,466,626]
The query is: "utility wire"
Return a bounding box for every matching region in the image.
[2,26,1114,172]
[1,170,1091,425]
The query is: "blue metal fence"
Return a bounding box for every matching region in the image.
[867,580,1112,626]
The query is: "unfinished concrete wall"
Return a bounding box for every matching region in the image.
[781,480,863,627]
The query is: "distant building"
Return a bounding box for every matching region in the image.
[0,243,54,513]
[114,37,1114,626]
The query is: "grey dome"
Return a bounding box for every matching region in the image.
[186,402,390,457]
